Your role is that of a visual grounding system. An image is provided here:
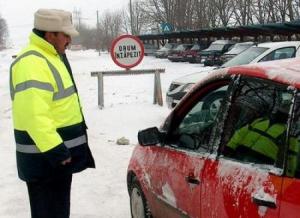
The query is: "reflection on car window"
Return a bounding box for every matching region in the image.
[221,78,294,169]
[222,47,268,67]
[259,47,295,62]
[172,85,228,151]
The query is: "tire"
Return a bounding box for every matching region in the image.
[130,178,152,218]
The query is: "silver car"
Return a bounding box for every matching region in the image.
[155,43,178,58]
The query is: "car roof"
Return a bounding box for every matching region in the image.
[226,57,300,88]
[254,41,300,49]
[234,41,255,46]
[212,40,235,44]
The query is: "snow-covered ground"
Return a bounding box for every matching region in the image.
[0,48,211,217]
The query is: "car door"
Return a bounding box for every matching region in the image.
[201,77,294,218]
[146,81,229,218]
[280,91,300,217]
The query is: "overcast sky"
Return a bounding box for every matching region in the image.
[0,0,129,47]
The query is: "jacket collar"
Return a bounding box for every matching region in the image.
[29,32,58,56]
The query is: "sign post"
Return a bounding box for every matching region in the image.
[91,34,165,109]
[111,35,144,69]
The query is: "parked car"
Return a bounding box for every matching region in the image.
[155,43,178,58]
[184,43,208,63]
[220,41,255,63]
[167,43,193,62]
[167,41,300,109]
[222,41,299,68]
[143,43,157,56]
[127,57,300,218]
[195,40,236,66]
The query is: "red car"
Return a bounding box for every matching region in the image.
[167,44,193,62]
[184,43,208,63]
[127,58,300,218]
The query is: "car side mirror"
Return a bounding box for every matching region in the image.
[138,127,164,146]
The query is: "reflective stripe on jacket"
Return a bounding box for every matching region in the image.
[227,118,285,160]
[10,32,95,181]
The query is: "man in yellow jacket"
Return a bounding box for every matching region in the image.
[9,9,95,218]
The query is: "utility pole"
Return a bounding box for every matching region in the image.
[96,10,101,56]
[129,0,134,35]
[73,8,81,32]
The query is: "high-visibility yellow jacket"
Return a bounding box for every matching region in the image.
[10,32,95,181]
[227,118,299,176]
[227,118,285,160]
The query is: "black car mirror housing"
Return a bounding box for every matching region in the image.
[138,127,165,146]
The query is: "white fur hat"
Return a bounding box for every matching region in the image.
[34,9,79,37]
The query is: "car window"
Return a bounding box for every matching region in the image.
[191,44,200,50]
[222,47,268,67]
[219,78,293,168]
[259,47,296,62]
[288,92,300,178]
[224,44,234,52]
[175,45,186,51]
[207,44,225,51]
[164,44,173,49]
[170,85,228,151]
[225,44,252,55]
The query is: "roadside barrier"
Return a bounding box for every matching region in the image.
[91,69,165,109]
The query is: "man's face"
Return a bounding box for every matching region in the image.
[47,32,71,54]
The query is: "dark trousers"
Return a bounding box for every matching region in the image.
[26,174,72,218]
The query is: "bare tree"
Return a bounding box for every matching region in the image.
[273,0,290,22]
[141,0,176,29]
[100,10,124,51]
[69,0,300,51]
[192,0,210,29]
[214,0,235,26]
[233,0,254,25]
[0,15,8,49]
[292,0,300,19]
[127,0,149,34]
[287,0,295,20]
[251,0,269,23]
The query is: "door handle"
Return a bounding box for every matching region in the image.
[185,175,200,185]
[252,196,277,209]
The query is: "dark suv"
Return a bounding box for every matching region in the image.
[195,40,235,66]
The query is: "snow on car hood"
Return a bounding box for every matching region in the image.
[172,67,216,84]
[231,58,300,88]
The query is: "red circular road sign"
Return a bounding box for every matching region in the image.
[110,35,144,69]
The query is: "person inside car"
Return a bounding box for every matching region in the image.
[225,102,299,176]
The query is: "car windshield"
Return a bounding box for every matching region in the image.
[191,44,200,50]
[225,44,252,55]
[165,43,177,49]
[206,43,225,51]
[175,45,187,51]
[222,46,268,67]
